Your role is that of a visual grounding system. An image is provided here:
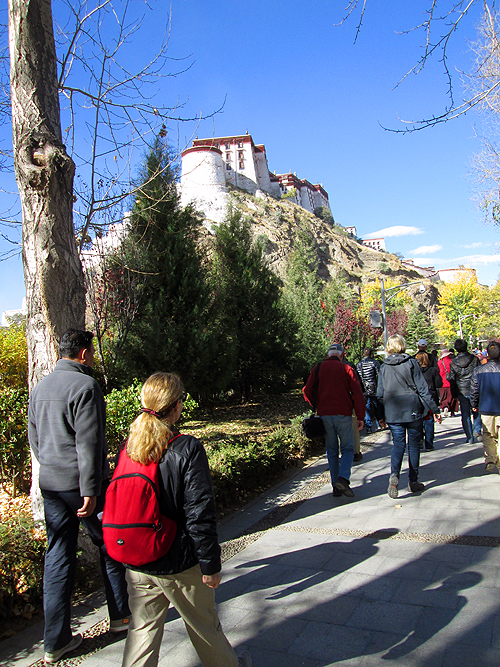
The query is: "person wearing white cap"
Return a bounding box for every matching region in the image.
[304,343,365,498]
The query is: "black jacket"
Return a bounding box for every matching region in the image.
[127,432,221,577]
[377,354,439,424]
[449,352,479,396]
[470,360,500,415]
[421,365,443,406]
[356,357,380,396]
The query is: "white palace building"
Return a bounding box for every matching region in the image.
[180,132,330,224]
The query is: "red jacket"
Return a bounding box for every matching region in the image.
[438,357,452,388]
[304,356,365,420]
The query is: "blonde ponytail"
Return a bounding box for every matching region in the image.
[126,372,184,465]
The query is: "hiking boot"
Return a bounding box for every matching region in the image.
[485,462,497,473]
[332,487,342,497]
[353,452,363,462]
[238,650,253,667]
[110,616,132,633]
[44,634,82,664]
[408,481,425,493]
[387,474,399,499]
[334,477,355,497]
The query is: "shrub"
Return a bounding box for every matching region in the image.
[0,516,46,621]
[0,387,30,495]
[378,261,391,275]
[206,421,311,513]
[0,321,28,389]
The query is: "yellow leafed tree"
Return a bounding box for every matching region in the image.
[436,270,483,343]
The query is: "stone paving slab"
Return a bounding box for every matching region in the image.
[3,415,500,667]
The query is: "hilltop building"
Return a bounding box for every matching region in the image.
[180,132,330,224]
[362,237,386,252]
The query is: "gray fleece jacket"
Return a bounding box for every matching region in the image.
[28,359,109,496]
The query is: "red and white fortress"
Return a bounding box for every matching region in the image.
[180,132,330,224]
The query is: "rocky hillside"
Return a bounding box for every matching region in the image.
[220,188,440,314]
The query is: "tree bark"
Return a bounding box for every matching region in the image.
[8,0,86,520]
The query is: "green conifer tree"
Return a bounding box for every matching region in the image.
[108,139,220,395]
[210,207,298,399]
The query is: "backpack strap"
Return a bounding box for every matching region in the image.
[311,362,322,412]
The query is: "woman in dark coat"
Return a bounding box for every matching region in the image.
[416,351,443,451]
[118,372,251,667]
[377,335,441,499]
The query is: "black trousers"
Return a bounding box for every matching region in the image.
[41,487,130,651]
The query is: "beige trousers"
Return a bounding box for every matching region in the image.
[121,564,238,667]
[352,412,361,455]
[482,415,500,465]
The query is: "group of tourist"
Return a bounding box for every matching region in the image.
[26,327,500,667]
[304,335,500,501]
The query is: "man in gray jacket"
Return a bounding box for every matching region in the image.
[28,330,130,664]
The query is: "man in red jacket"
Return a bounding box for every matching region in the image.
[304,343,365,498]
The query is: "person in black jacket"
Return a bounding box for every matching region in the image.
[416,351,443,451]
[120,372,251,667]
[356,348,381,434]
[449,339,481,444]
[377,335,441,499]
[470,341,500,472]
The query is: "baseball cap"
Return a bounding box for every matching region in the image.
[418,339,428,347]
[328,343,344,354]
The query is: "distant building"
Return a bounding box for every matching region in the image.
[180,132,330,224]
[436,267,477,283]
[276,172,330,214]
[344,226,357,238]
[1,297,26,327]
[362,237,386,252]
[401,259,438,279]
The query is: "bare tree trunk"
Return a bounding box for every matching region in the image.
[8,0,86,521]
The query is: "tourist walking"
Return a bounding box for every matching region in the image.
[119,372,251,667]
[449,339,481,443]
[438,350,459,417]
[470,341,500,473]
[304,343,365,497]
[356,347,381,434]
[416,351,442,451]
[28,330,130,665]
[377,335,441,499]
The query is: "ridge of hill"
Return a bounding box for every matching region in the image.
[222,189,440,313]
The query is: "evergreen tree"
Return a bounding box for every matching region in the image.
[282,228,329,372]
[210,207,298,399]
[107,139,219,395]
[406,305,438,351]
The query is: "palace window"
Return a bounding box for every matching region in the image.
[237,141,243,148]
[225,142,230,149]
[239,161,244,169]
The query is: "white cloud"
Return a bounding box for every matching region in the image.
[412,253,500,268]
[462,242,484,249]
[363,226,424,239]
[408,244,442,255]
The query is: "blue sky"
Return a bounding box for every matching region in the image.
[1,0,499,315]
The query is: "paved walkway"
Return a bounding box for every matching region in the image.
[2,415,500,667]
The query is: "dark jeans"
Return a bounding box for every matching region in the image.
[42,487,130,652]
[457,394,482,441]
[388,419,423,484]
[364,395,379,431]
[423,418,434,449]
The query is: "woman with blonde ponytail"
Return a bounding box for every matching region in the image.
[121,372,251,667]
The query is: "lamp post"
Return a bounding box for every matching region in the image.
[380,278,426,351]
[458,313,475,339]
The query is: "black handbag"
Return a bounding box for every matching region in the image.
[301,414,326,439]
[301,362,325,440]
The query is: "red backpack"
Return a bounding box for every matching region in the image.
[102,439,177,566]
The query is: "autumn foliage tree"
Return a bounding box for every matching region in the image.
[436,270,483,343]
